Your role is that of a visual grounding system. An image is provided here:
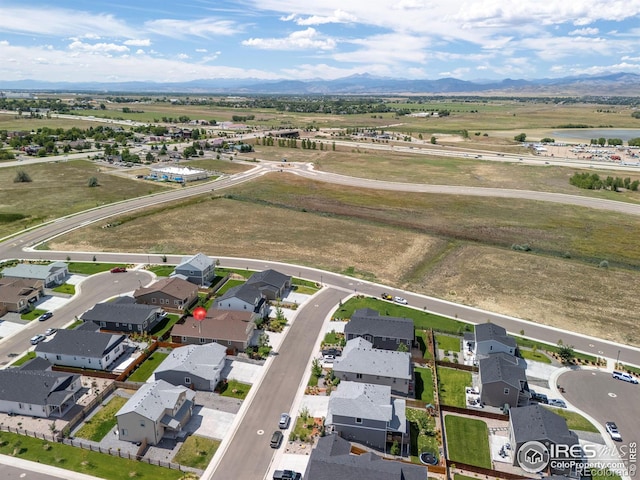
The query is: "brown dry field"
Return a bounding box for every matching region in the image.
[49,174,640,346]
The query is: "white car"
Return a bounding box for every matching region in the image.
[394,296,408,305]
[605,422,622,441]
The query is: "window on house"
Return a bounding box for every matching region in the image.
[18,403,23,409]
[185,377,191,384]
[200,338,206,344]
[504,388,510,395]
[121,428,128,436]
[100,321,106,327]
[355,418,362,424]
[396,338,400,344]
[356,373,362,379]
[56,355,61,360]
[182,336,187,342]
[490,345,493,350]
[140,422,145,427]
[228,340,232,345]
[152,298,156,303]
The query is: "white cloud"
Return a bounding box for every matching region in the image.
[569,27,599,36]
[136,49,145,55]
[242,28,336,50]
[177,53,190,59]
[68,41,130,54]
[284,9,357,25]
[124,39,151,47]
[145,17,242,38]
[195,48,208,53]
[0,6,137,38]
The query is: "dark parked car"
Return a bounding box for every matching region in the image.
[270,430,283,448]
[273,470,301,480]
[321,347,342,357]
[110,267,127,273]
[38,312,53,322]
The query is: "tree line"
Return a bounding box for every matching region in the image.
[570,172,639,191]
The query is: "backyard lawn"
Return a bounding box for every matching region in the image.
[333,297,473,334]
[127,352,169,382]
[74,396,128,442]
[215,278,245,295]
[407,407,440,464]
[444,415,491,468]
[414,367,435,404]
[0,431,183,480]
[150,314,181,339]
[438,367,471,408]
[435,334,462,353]
[415,330,433,360]
[173,435,220,470]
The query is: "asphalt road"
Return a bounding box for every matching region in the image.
[558,370,640,466]
[0,269,153,367]
[206,287,345,480]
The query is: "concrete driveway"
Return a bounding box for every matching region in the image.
[186,406,236,440]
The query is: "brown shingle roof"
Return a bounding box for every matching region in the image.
[171,307,255,342]
[134,277,197,300]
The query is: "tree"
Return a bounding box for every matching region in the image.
[557,343,575,364]
[397,342,409,352]
[87,176,99,187]
[514,133,526,142]
[14,170,32,183]
[430,135,437,144]
[311,358,322,378]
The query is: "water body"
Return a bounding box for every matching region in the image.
[552,128,640,142]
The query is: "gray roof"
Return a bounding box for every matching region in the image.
[216,283,262,305]
[327,381,393,424]
[19,356,53,371]
[116,379,195,421]
[176,253,214,272]
[474,323,516,348]
[0,369,80,405]
[155,343,227,381]
[81,302,161,325]
[304,434,427,480]
[334,338,412,380]
[246,269,290,289]
[479,353,527,388]
[510,404,579,445]
[1,261,67,280]
[345,308,414,341]
[35,329,125,357]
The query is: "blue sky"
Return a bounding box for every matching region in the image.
[1,1,639,83]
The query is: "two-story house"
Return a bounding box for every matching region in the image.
[116,380,196,445]
[326,381,408,454]
[172,253,216,286]
[478,352,530,408]
[344,308,414,351]
[154,342,227,391]
[471,323,517,359]
[333,338,413,396]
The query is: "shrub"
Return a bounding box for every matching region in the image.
[14,170,32,183]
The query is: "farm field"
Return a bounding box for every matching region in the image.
[47,173,640,346]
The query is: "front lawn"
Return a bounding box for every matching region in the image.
[407,407,440,464]
[217,379,251,400]
[542,406,598,432]
[74,396,128,442]
[10,351,36,366]
[147,265,175,277]
[52,283,75,295]
[127,352,169,382]
[444,415,491,468]
[0,431,183,480]
[437,367,471,407]
[173,435,220,469]
[519,348,552,364]
[20,308,47,321]
[67,262,128,275]
[414,367,435,404]
[333,297,473,335]
[435,334,462,353]
[322,329,344,346]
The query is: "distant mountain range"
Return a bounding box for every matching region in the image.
[1,72,639,96]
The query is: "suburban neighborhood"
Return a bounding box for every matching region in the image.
[0,252,636,480]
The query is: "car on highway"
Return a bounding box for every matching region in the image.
[270,430,283,448]
[278,413,291,429]
[393,296,408,305]
[110,267,127,273]
[45,328,57,336]
[30,334,46,345]
[605,422,622,441]
[38,311,53,322]
[612,371,638,384]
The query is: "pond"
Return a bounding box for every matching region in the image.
[552,128,640,142]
